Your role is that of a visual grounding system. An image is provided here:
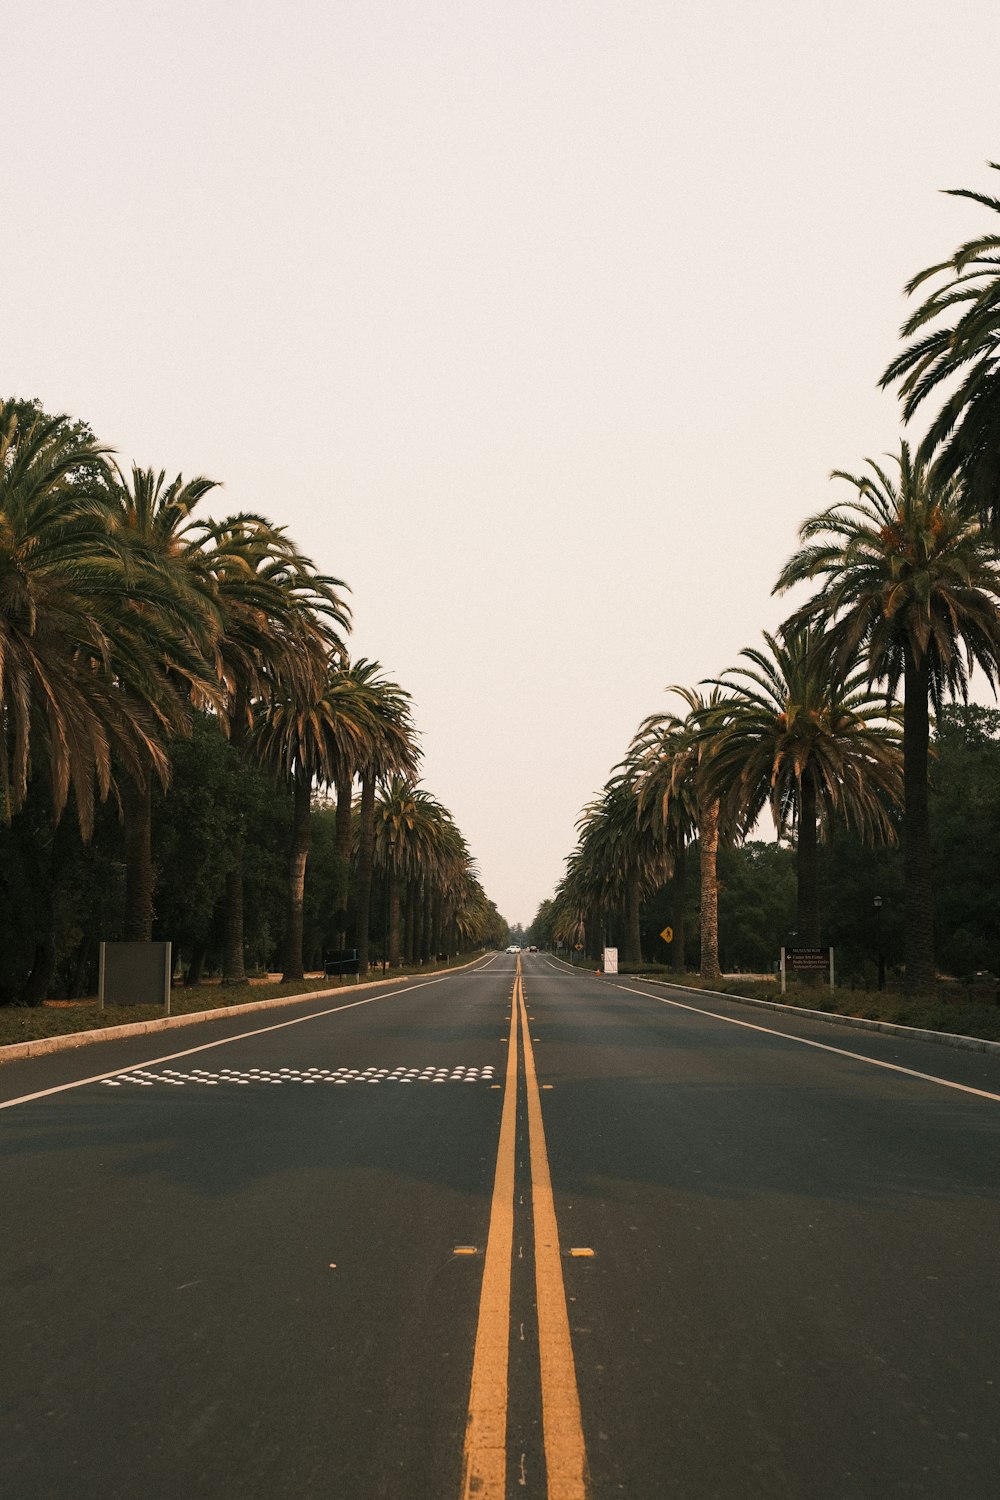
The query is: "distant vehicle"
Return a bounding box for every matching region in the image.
[506,944,520,954]
[527,945,537,952]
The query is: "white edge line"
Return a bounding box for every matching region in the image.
[1,952,493,1063]
[632,973,1000,1057]
[1,976,454,1112]
[612,982,1000,1104]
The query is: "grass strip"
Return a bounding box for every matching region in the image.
[0,953,482,1048]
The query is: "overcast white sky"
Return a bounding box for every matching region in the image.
[7,2,1000,923]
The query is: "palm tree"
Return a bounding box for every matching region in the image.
[197,516,350,981]
[775,444,1000,997]
[0,406,180,842]
[632,688,729,981]
[629,718,698,973]
[254,660,370,981]
[880,162,1000,534]
[575,775,667,965]
[104,464,227,940]
[373,779,444,968]
[350,667,419,975]
[701,624,903,953]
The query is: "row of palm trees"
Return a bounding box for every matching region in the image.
[0,398,504,989]
[540,164,1000,1001]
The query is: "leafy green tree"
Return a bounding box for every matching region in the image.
[716,841,797,973]
[929,705,1000,976]
[776,444,1000,998]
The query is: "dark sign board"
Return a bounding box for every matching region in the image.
[784,947,832,972]
[99,942,172,1011]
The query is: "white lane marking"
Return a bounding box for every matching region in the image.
[0,977,459,1112]
[612,983,1000,1104]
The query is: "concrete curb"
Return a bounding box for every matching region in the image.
[0,954,488,1064]
[631,975,1000,1056]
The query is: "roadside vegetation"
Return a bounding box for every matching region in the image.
[0,397,506,1021]
[532,161,1000,1029]
[0,951,487,1048]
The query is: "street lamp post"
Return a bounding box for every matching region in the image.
[874,896,884,991]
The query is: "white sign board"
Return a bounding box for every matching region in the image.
[603,946,618,974]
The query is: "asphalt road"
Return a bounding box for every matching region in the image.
[3,953,998,1498]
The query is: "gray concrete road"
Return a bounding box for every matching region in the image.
[2,952,998,1498]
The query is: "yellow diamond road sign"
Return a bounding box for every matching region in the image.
[660,926,673,943]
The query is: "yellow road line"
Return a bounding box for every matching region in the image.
[518,968,590,1499]
[460,975,521,1499]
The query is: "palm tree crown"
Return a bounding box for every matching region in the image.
[701,624,903,948]
[880,162,1000,533]
[775,445,1000,707]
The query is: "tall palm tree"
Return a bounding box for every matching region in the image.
[254,660,370,981]
[775,444,1000,997]
[373,779,443,968]
[701,624,903,952]
[104,464,226,940]
[197,515,350,981]
[880,162,1000,534]
[633,688,729,981]
[350,667,419,975]
[575,774,667,965]
[0,407,182,842]
[629,717,698,973]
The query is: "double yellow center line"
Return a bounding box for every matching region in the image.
[461,957,589,1499]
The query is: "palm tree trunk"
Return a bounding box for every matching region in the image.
[388,867,402,967]
[282,775,312,981]
[222,694,249,985]
[222,864,247,984]
[19,935,56,1007]
[431,887,444,957]
[355,772,376,976]
[623,869,642,964]
[796,777,821,987]
[672,840,687,973]
[420,880,433,962]
[903,652,935,999]
[404,878,418,964]
[333,768,353,949]
[185,944,207,986]
[797,777,820,947]
[124,770,154,942]
[698,797,721,981]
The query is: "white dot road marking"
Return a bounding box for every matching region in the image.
[96,1063,505,1091]
[0,973,477,1111]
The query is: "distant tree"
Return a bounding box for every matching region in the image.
[633,688,730,981]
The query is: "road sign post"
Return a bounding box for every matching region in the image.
[781,946,834,995]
